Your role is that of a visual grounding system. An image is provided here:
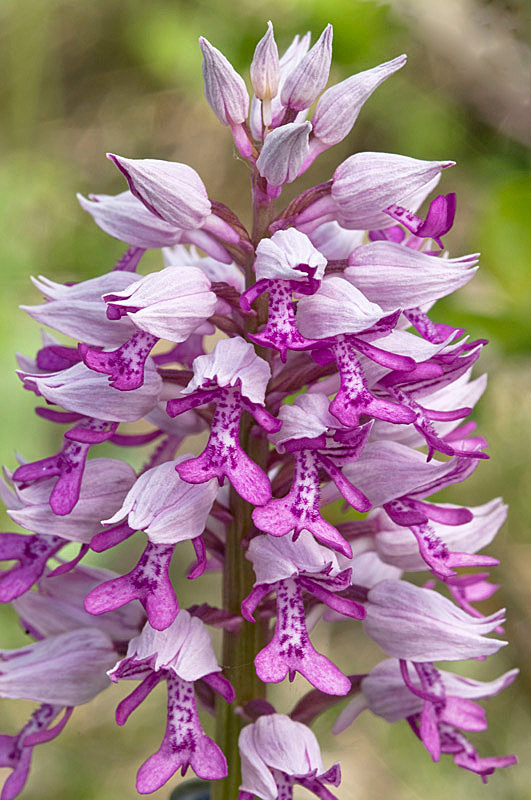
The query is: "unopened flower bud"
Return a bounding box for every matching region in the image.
[313,54,407,147]
[108,154,211,230]
[199,36,249,126]
[250,22,280,131]
[251,21,280,100]
[256,121,311,187]
[281,24,333,111]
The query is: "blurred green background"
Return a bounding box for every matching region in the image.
[0,0,530,798]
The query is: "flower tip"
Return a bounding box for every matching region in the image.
[442,160,456,169]
[198,36,214,56]
[317,23,333,51]
[106,153,126,173]
[319,23,333,51]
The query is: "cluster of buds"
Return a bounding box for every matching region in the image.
[0,20,517,800]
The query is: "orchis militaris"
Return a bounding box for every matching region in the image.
[0,20,516,800]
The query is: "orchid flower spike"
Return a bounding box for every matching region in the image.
[0,21,516,800]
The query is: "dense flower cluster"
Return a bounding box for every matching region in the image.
[0,21,517,800]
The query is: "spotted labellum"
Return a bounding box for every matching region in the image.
[0,19,516,800]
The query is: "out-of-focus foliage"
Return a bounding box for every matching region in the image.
[0,1,529,798]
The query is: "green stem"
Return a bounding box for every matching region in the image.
[212,432,268,800]
[210,178,275,800]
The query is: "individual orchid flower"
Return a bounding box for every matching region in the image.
[279,152,453,234]
[240,228,326,360]
[199,36,252,158]
[83,456,218,629]
[79,266,216,390]
[166,337,279,505]
[253,393,372,557]
[322,440,490,578]
[238,713,341,800]
[328,153,454,232]
[108,610,234,793]
[280,24,333,113]
[370,497,507,573]
[243,531,365,695]
[334,658,518,782]
[306,173,442,259]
